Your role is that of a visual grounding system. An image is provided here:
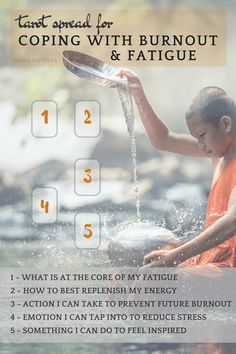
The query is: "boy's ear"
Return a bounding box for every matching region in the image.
[220,115,232,133]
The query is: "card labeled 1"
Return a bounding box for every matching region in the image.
[32,100,58,138]
[32,187,57,224]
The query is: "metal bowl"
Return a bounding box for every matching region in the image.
[108,222,181,267]
[62,50,127,88]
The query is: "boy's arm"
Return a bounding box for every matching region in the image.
[142,186,236,267]
[119,69,209,157]
[136,94,207,157]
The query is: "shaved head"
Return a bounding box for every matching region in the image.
[185,87,236,125]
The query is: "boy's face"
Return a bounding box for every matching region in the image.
[187,114,231,158]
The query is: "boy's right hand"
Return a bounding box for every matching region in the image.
[141,249,178,268]
[116,69,144,105]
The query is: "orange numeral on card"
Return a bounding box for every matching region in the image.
[41,109,49,124]
[84,224,93,238]
[40,199,49,214]
[83,168,92,183]
[84,109,91,124]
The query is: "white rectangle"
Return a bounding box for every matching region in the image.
[75,213,100,249]
[75,159,100,196]
[32,100,58,138]
[32,187,57,224]
[75,101,100,137]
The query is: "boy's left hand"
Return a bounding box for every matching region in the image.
[141,249,178,268]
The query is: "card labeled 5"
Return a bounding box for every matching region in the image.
[75,213,100,249]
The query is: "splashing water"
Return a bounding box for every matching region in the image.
[117,82,141,222]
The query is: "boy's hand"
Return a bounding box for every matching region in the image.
[141,249,178,268]
[116,69,144,105]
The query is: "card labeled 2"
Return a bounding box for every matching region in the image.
[75,213,100,249]
[75,101,100,137]
[32,100,58,137]
[75,159,100,196]
[32,187,57,224]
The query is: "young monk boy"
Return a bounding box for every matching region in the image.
[118,69,236,268]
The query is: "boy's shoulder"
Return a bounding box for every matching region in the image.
[211,157,220,171]
[212,156,236,187]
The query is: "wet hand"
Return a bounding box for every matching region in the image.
[141,249,178,268]
[116,69,144,104]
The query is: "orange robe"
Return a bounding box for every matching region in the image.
[179,157,236,267]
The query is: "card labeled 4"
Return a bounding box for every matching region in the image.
[32,187,58,224]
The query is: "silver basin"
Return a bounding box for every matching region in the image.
[62,50,127,88]
[108,222,181,267]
